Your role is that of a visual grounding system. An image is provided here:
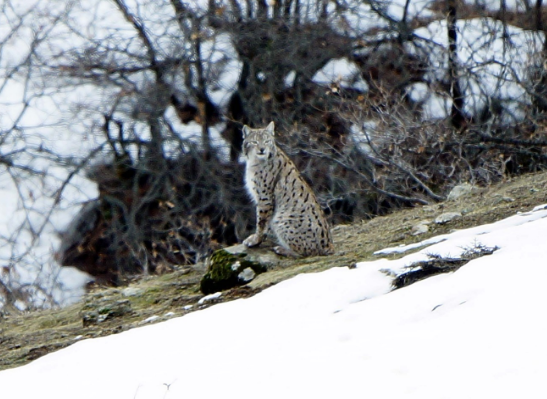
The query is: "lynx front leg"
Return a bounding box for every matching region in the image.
[243,201,273,248]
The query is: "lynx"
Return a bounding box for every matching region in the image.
[242,122,334,257]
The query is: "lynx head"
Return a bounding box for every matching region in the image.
[242,121,277,162]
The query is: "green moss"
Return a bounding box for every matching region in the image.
[200,249,267,294]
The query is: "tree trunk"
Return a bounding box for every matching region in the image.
[447,0,465,130]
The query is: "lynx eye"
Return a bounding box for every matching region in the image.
[246,140,258,146]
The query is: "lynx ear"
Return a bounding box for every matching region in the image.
[265,121,275,136]
[242,125,251,138]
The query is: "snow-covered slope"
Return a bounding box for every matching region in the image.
[1,205,546,399]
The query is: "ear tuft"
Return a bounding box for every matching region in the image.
[265,121,275,136]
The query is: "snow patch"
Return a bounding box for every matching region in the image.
[312,58,368,92]
[198,292,222,304]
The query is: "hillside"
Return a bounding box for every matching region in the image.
[5,0,547,301]
[1,170,547,372]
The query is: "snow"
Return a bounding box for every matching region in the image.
[1,204,547,398]
[202,33,242,108]
[312,58,369,92]
[0,2,111,308]
[0,0,242,308]
[385,0,434,21]
[197,291,222,304]
[410,18,544,121]
[464,0,529,12]
[376,204,547,256]
[141,315,159,324]
[331,0,434,35]
[2,0,545,309]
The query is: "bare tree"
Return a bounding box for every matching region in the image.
[0,0,99,310]
[3,0,547,308]
[447,0,466,130]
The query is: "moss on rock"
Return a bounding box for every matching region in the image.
[80,299,133,327]
[200,249,267,294]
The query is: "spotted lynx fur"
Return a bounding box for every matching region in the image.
[242,122,334,257]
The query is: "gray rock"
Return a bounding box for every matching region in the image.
[238,267,256,282]
[81,299,132,327]
[492,194,515,204]
[447,183,477,201]
[411,224,429,236]
[121,287,143,297]
[223,243,280,268]
[435,212,462,224]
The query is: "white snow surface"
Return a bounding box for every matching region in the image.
[1,205,547,398]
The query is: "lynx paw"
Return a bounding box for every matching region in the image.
[273,246,298,258]
[243,233,262,247]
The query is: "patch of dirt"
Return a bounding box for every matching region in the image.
[1,171,547,371]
